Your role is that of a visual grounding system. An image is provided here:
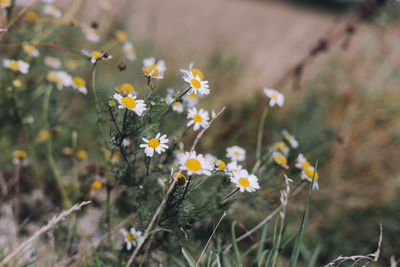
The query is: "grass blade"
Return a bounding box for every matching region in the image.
[182,246,196,267]
[256,222,269,267]
[231,221,243,267]
[289,161,318,267]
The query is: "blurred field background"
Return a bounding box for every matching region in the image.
[1,0,400,266]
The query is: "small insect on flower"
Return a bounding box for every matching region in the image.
[270,141,290,156]
[170,172,187,186]
[142,57,166,79]
[181,63,210,96]
[186,107,209,131]
[23,43,39,57]
[113,93,146,116]
[44,56,61,68]
[301,166,319,190]
[226,146,246,162]
[177,151,212,176]
[123,42,136,61]
[3,59,29,74]
[82,50,112,64]
[47,71,72,90]
[119,227,143,251]
[72,77,87,95]
[1,0,11,8]
[282,129,298,148]
[43,5,62,18]
[263,88,284,107]
[77,150,88,160]
[140,133,169,157]
[230,169,260,193]
[13,150,28,166]
[272,151,289,169]
[295,153,311,170]
[82,26,100,43]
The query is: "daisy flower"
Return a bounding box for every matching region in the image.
[142,57,166,79]
[226,161,243,175]
[72,77,87,95]
[182,69,210,96]
[91,179,102,190]
[82,26,100,42]
[300,166,319,190]
[38,129,50,141]
[23,43,39,57]
[13,150,28,166]
[77,150,88,160]
[115,30,127,42]
[270,141,289,156]
[295,153,311,170]
[183,92,199,107]
[113,93,146,116]
[177,151,212,176]
[226,146,246,162]
[230,169,260,193]
[186,107,209,131]
[180,62,205,80]
[1,0,11,8]
[119,83,135,95]
[140,133,169,157]
[272,151,288,169]
[47,71,72,90]
[282,129,299,148]
[165,89,184,113]
[119,227,143,250]
[121,138,130,147]
[213,159,226,171]
[43,5,61,18]
[123,42,136,61]
[3,59,29,74]
[170,171,187,186]
[44,56,61,68]
[204,153,217,165]
[263,88,284,107]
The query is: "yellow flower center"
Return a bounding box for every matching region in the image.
[9,61,19,70]
[238,177,250,188]
[126,233,136,242]
[190,78,201,89]
[129,47,135,54]
[305,168,319,181]
[121,96,136,109]
[187,92,198,99]
[301,161,311,170]
[185,158,201,172]
[213,160,226,170]
[193,114,202,122]
[24,44,35,52]
[234,151,240,156]
[15,150,27,159]
[148,138,160,148]
[274,154,287,167]
[172,172,187,186]
[47,72,63,83]
[25,11,38,21]
[274,142,288,152]
[115,30,127,42]
[93,51,102,59]
[73,77,86,87]
[143,64,159,77]
[121,83,134,94]
[285,134,291,142]
[1,0,10,6]
[13,79,22,88]
[272,94,278,100]
[92,180,102,189]
[191,69,204,80]
[39,129,50,141]
[77,150,88,160]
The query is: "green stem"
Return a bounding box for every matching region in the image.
[253,106,269,174]
[43,85,71,208]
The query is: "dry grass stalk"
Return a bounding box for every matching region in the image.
[323,222,383,266]
[0,201,91,266]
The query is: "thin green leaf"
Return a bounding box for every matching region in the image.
[182,246,196,267]
[256,222,269,267]
[289,161,318,267]
[307,245,322,267]
[231,221,243,267]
